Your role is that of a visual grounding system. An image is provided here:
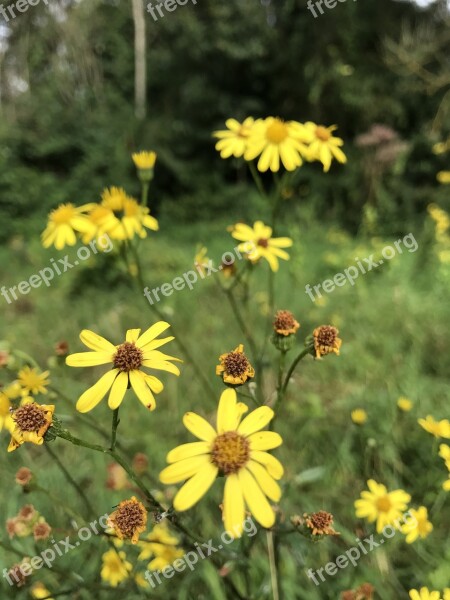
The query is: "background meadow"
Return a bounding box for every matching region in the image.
[1,0,450,599]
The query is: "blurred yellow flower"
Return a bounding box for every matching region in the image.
[437,171,450,184]
[231,221,292,272]
[8,400,55,452]
[81,203,120,243]
[132,151,157,170]
[31,582,54,600]
[0,392,14,433]
[303,122,347,172]
[194,246,210,275]
[160,388,284,536]
[66,323,181,413]
[418,416,450,439]
[401,506,433,543]
[432,139,450,155]
[138,523,184,570]
[409,588,442,600]
[244,117,310,172]
[213,117,255,158]
[443,478,450,491]
[355,479,411,533]
[42,203,96,250]
[443,589,450,600]
[101,187,159,240]
[17,366,50,396]
[351,409,367,425]
[397,397,413,412]
[439,444,450,470]
[216,344,255,387]
[101,549,132,587]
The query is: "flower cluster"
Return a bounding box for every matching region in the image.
[6,504,51,541]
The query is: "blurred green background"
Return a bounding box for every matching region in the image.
[1,0,450,599]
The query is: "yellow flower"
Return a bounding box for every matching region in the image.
[0,391,14,433]
[397,397,413,412]
[433,140,450,155]
[101,549,132,587]
[216,344,255,387]
[8,400,55,452]
[401,506,433,543]
[101,187,159,240]
[213,117,255,159]
[194,246,210,275]
[42,203,96,250]
[81,203,121,243]
[409,588,442,600]
[244,117,310,172]
[17,367,50,396]
[160,389,284,537]
[132,151,157,170]
[444,589,450,600]
[31,582,54,600]
[138,523,184,570]
[439,443,450,468]
[231,221,292,272]
[66,323,181,413]
[312,325,342,359]
[437,171,450,184]
[354,479,411,533]
[303,122,347,172]
[351,409,367,425]
[418,416,450,439]
[108,496,148,544]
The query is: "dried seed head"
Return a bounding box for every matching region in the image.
[109,497,147,544]
[313,325,342,358]
[224,352,250,378]
[273,310,300,336]
[13,404,48,432]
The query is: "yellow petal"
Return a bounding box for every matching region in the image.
[246,460,281,502]
[238,468,275,528]
[167,441,211,463]
[183,412,217,442]
[66,352,113,367]
[108,372,128,410]
[126,329,141,343]
[129,370,156,411]
[160,455,212,484]
[173,463,218,511]
[250,451,284,479]
[248,431,282,451]
[141,360,180,376]
[238,406,274,436]
[140,336,175,352]
[136,322,171,348]
[144,375,164,394]
[79,329,116,353]
[223,473,245,537]
[217,388,238,433]
[76,369,119,413]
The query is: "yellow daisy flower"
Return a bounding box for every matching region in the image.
[160,389,284,537]
[132,151,157,170]
[31,582,54,600]
[354,479,411,533]
[303,122,347,172]
[8,400,55,452]
[409,588,442,600]
[101,549,132,587]
[439,444,450,470]
[437,171,450,184]
[81,203,121,243]
[231,221,292,272]
[244,117,310,172]
[397,397,413,412]
[351,409,367,425]
[65,323,181,413]
[216,344,255,387]
[138,523,184,570]
[418,416,450,439]
[444,589,450,600]
[401,506,433,543]
[101,187,159,240]
[213,117,256,159]
[17,367,50,396]
[108,496,148,544]
[42,203,96,250]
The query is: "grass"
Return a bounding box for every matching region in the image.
[0,209,449,599]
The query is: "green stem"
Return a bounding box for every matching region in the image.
[267,530,280,600]
[281,346,312,396]
[141,181,150,207]
[110,408,120,451]
[248,161,269,201]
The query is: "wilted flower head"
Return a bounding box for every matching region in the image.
[54,341,69,357]
[106,463,129,491]
[0,350,10,367]
[8,401,55,452]
[312,325,342,359]
[108,496,148,544]
[15,467,33,487]
[304,510,339,537]
[216,344,255,387]
[273,310,300,337]
[132,453,149,475]
[33,520,52,541]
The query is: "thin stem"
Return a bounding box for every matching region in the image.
[45,444,95,518]
[248,161,269,201]
[267,530,280,600]
[110,408,120,451]
[141,181,150,207]
[281,346,312,396]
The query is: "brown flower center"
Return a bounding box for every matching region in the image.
[113,342,143,372]
[315,126,331,141]
[111,499,147,540]
[315,325,338,347]
[211,431,250,474]
[274,310,297,332]
[13,404,47,432]
[257,238,269,248]
[224,352,250,377]
[309,510,333,531]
